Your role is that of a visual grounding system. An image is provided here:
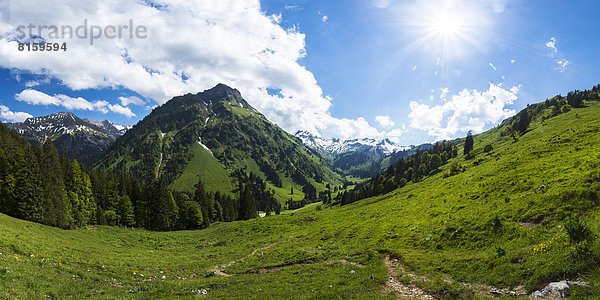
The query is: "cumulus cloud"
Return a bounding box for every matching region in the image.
[321,15,328,23]
[15,89,61,106]
[546,37,557,52]
[108,104,136,118]
[0,105,33,122]
[119,96,145,106]
[375,115,395,129]
[0,0,380,139]
[409,83,518,140]
[15,89,136,118]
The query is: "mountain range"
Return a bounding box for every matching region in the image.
[3,85,432,201]
[5,112,131,165]
[295,130,431,178]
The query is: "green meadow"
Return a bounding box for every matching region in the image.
[2,101,600,299]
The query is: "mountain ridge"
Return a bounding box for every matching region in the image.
[5,112,131,164]
[96,84,343,204]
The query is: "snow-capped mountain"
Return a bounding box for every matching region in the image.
[6,112,131,165]
[83,118,133,139]
[295,130,409,157]
[294,130,430,178]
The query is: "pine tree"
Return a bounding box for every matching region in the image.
[16,144,44,223]
[238,186,257,220]
[148,177,178,231]
[179,200,203,229]
[463,131,474,157]
[118,195,135,227]
[41,140,69,228]
[429,154,442,171]
[517,109,531,134]
[193,180,213,228]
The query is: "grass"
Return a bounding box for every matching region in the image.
[3,101,600,298]
[171,143,235,195]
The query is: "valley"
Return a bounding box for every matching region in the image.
[2,92,600,298]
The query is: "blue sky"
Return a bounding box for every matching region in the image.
[1,0,599,145]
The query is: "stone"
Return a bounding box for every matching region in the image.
[531,280,589,298]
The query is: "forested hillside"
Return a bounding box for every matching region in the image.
[95,84,343,204]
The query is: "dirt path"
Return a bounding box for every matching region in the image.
[210,242,281,277]
[383,255,434,300]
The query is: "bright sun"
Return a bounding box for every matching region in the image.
[431,14,464,36]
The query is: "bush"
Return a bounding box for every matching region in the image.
[495,246,506,257]
[565,216,592,244]
[490,215,502,233]
[447,162,463,177]
[484,144,493,153]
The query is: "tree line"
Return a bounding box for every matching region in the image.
[0,121,268,231]
[337,142,457,205]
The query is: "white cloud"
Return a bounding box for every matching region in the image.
[546,37,557,52]
[556,59,569,72]
[439,88,449,100]
[0,105,33,122]
[0,0,380,140]
[15,89,61,106]
[375,115,395,129]
[15,89,135,118]
[119,96,145,106]
[24,77,50,87]
[108,104,136,118]
[271,13,282,24]
[409,83,518,140]
[321,15,328,23]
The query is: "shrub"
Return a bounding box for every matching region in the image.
[484,144,493,153]
[564,216,592,244]
[490,215,502,233]
[445,162,463,178]
[495,246,506,257]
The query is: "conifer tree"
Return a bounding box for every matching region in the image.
[41,140,69,228]
[193,180,213,228]
[148,177,178,231]
[464,131,474,157]
[517,109,531,134]
[118,195,135,227]
[238,186,257,220]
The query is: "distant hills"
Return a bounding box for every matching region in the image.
[5,112,131,165]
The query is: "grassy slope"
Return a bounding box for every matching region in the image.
[171,143,235,196]
[3,102,600,298]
